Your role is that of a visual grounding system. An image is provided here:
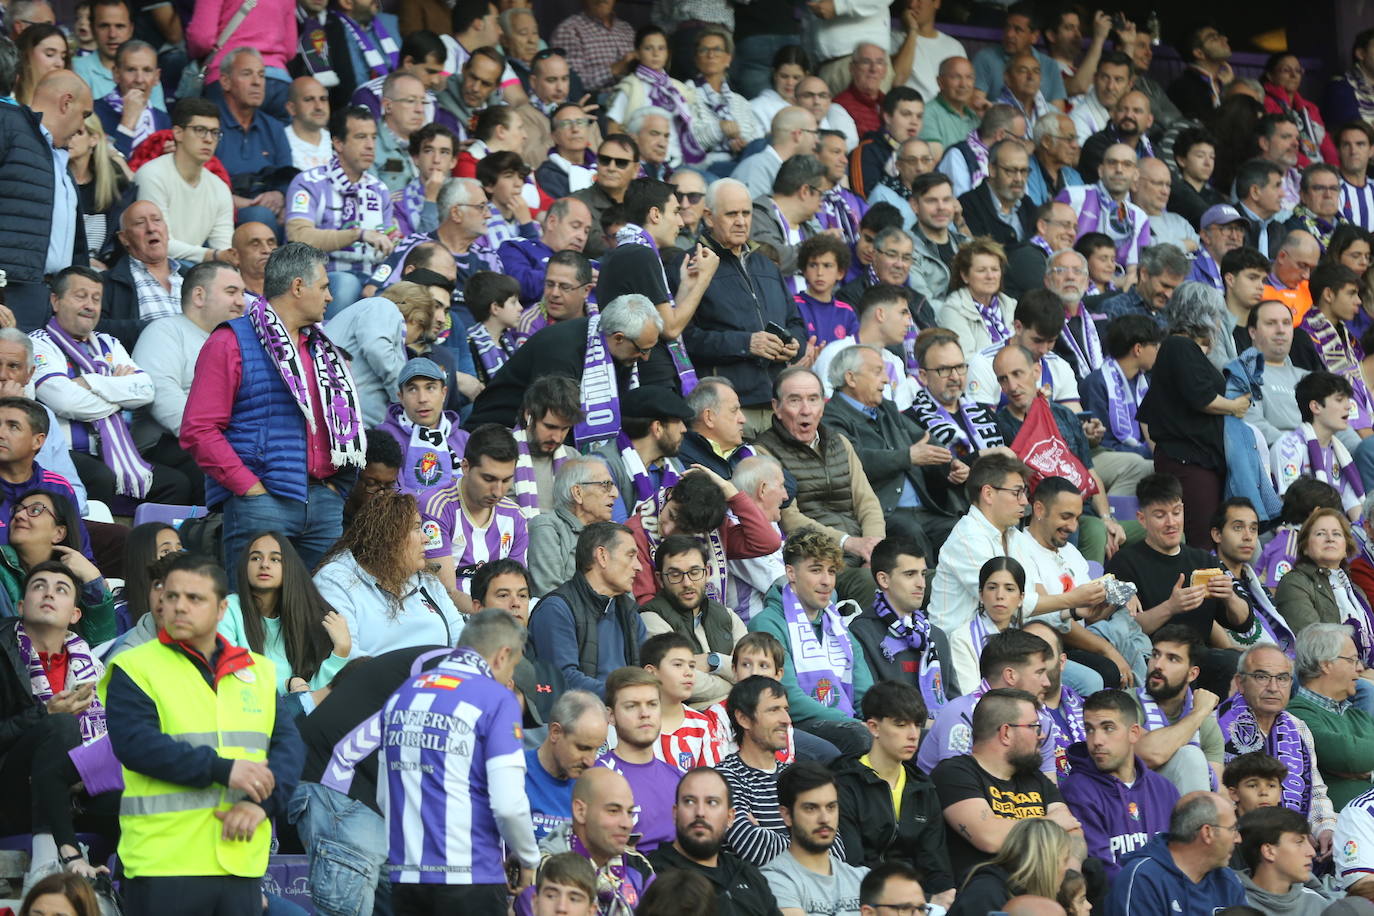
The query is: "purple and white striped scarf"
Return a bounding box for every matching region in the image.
[17,621,106,742]
[636,66,705,165]
[468,322,517,377]
[101,90,155,150]
[615,431,680,512]
[1061,309,1104,377]
[612,222,698,395]
[42,319,153,498]
[1302,423,1365,499]
[873,589,945,713]
[1216,691,1313,815]
[1302,308,1374,431]
[976,293,1011,344]
[574,313,638,448]
[781,583,854,715]
[1102,358,1147,448]
[511,425,571,520]
[246,295,367,471]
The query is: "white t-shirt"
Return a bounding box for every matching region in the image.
[1021,535,1090,598]
[891,29,967,105]
[813,336,918,411]
[287,126,333,172]
[965,347,1081,408]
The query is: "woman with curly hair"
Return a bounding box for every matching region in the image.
[313,490,462,655]
[220,531,351,695]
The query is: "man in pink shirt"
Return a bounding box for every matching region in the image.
[181,242,368,580]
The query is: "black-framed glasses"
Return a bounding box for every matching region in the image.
[663,566,707,584]
[872,906,931,916]
[990,484,1029,499]
[533,47,567,62]
[925,363,968,378]
[598,153,635,169]
[1239,671,1293,686]
[362,477,401,495]
[543,279,590,293]
[575,479,616,492]
[1005,721,1043,735]
[185,124,223,140]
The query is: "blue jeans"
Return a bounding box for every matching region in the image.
[731,34,801,100]
[325,271,366,319]
[222,483,344,583]
[288,782,391,916]
[1355,678,1374,718]
[1354,436,1374,491]
[1061,659,1104,697]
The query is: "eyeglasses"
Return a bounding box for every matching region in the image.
[872,906,931,916]
[386,96,425,107]
[185,124,222,140]
[553,117,594,129]
[12,502,54,520]
[675,191,705,205]
[614,333,654,356]
[924,363,968,378]
[533,47,567,61]
[1206,822,1239,833]
[1309,184,1342,194]
[598,153,635,169]
[1240,671,1293,686]
[993,164,1031,177]
[990,484,1029,499]
[543,279,589,293]
[575,479,616,492]
[1336,654,1363,666]
[698,45,729,56]
[454,202,488,212]
[1005,721,1043,735]
[876,248,915,264]
[664,566,708,584]
[362,477,401,495]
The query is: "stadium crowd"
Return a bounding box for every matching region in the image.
[6,0,1374,914]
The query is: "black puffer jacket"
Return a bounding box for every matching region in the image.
[0,102,57,284]
[833,753,955,895]
[0,617,47,760]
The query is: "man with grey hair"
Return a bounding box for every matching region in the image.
[669,169,709,249]
[526,689,610,841]
[960,138,1037,248]
[726,453,787,622]
[751,154,826,283]
[466,293,671,439]
[673,178,806,424]
[132,259,246,504]
[0,327,86,516]
[868,138,937,222]
[733,107,820,199]
[1134,158,1200,254]
[1288,622,1374,812]
[527,455,620,596]
[183,242,366,575]
[372,71,428,197]
[1100,243,1191,328]
[1059,143,1151,286]
[92,40,169,158]
[678,375,756,481]
[99,199,187,348]
[937,104,1027,198]
[215,47,294,236]
[822,343,968,554]
[6,0,54,36]
[1025,112,1082,208]
[1105,791,1245,914]
[1043,247,1107,381]
[624,106,675,180]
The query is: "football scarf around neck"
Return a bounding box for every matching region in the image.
[1102,358,1147,447]
[906,387,1004,458]
[1300,422,1365,499]
[872,589,944,712]
[975,293,1011,345]
[337,12,399,79]
[636,66,705,165]
[781,583,854,715]
[615,431,681,513]
[102,90,155,149]
[612,222,698,395]
[511,425,570,519]
[1137,685,1217,789]
[574,312,638,449]
[1216,690,1313,815]
[1060,310,1103,377]
[1302,309,1374,429]
[469,322,517,378]
[386,402,460,492]
[16,621,106,742]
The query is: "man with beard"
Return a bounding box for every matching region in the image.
[1042,248,1108,383]
[510,376,580,518]
[1058,144,1152,282]
[1005,201,1078,298]
[1217,642,1335,856]
[639,533,754,707]
[1059,688,1180,879]
[906,329,1010,464]
[1256,114,1304,216]
[1166,23,1234,122]
[959,139,1037,248]
[833,682,955,908]
[918,629,1060,778]
[931,687,1080,882]
[515,766,654,916]
[1079,91,1154,184]
[596,665,681,854]
[1131,624,1225,795]
[647,767,780,916]
[526,690,610,842]
[761,763,869,916]
[1022,621,1091,772]
[590,387,691,523]
[515,251,594,345]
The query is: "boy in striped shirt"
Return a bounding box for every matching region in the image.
[643,632,721,773]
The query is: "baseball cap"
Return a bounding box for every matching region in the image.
[1200,203,1247,229]
[397,357,447,389]
[621,386,694,423]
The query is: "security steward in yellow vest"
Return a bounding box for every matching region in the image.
[101,555,304,916]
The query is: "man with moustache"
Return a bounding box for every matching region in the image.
[1079,90,1155,184]
[1217,640,1335,855]
[906,329,1010,464]
[761,763,869,916]
[647,768,780,916]
[959,139,1037,248]
[510,376,579,518]
[1132,625,1226,795]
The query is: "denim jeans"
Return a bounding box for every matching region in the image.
[222,483,344,583]
[1061,659,1104,697]
[288,782,391,916]
[731,34,801,99]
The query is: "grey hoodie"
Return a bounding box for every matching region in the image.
[1238,871,1332,916]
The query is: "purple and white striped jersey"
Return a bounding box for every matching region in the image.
[419,489,528,592]
[320,648,539,884]
[1342,176,1374,232]
[286,163,395,273]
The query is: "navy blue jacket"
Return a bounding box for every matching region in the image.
[0,101,57,284]
[92,98,171,158]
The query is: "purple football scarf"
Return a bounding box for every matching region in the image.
[612,222,698,395]
[615,431,681,512]
[1301,308,1374,429]
[636,66,705,165]
[337,12,398,79]
[1230,563,1297,657]
[782,584,854,715]
[17,621,106,742]
[1102,358,1147,448]
[1069,184,1144,267]
[819,187,861,247]
[1302,423,1365,499]
[101,90,154,149]
[468,322,517,378]
[574,313,638,448]
[511,425,571,519]
[41,319,153,498]
[1060,309,1104,377]
[384,402,460,493]
[872,589,945,712]
[1138,685,1218,789]
[1216,691,1313,815]
[976,293,1011,345]
[1257,525,1299,588]
[247,295,367,470]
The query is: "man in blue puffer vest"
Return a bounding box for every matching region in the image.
[182,243,368,579]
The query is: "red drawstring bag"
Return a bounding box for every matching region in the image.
[1010,393,1099,497]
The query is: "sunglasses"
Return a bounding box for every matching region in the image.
[675,191,705,205]
[599,153,635,169]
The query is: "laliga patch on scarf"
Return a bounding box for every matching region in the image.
[1010,394,1099,497]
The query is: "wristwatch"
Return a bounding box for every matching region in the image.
[707,652,722,673]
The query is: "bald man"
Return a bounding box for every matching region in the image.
[1080,90,1155,183]
[1004,896,1068,916]
[1106,791,1246,915]
[1134,157,1200,254]
[285,75,333,171]
[734,107,821,199]
[1,70,94,329]
[230,222,279,298]
[1267,229,1322,322]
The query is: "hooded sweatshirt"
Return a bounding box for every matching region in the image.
[1105,834,1247,916]
[1058,742,1180,879]
[1237,871,1330,916]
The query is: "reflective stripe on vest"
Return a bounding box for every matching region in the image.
[103,641,278,879]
